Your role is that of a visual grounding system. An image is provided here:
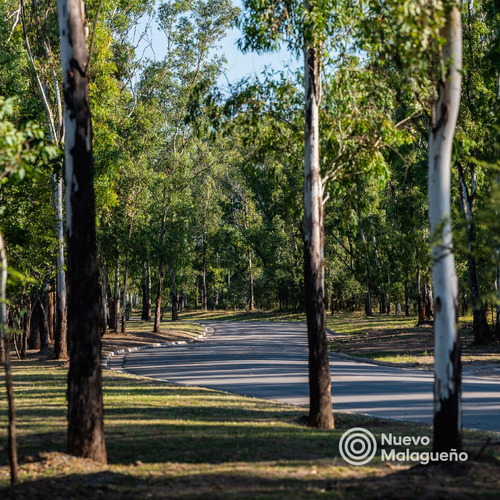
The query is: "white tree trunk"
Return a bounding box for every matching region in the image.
[428,3,462,452]
[303,0,333,429]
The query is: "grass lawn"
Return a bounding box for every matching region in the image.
[1,359,500,499]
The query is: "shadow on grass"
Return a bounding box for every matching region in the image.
[2,455,499,500]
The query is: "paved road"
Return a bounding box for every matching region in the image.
[108,321,500,432]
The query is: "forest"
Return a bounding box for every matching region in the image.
[1,0,500,497]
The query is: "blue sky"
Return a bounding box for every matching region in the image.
[133,0,300,87]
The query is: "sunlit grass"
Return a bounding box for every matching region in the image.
[1,359,499,498]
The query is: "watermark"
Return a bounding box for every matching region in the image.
[338,427,377,465]
[338,427,469,466]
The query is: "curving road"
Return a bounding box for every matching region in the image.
[108,321,500,432]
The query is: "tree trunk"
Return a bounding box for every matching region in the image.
[106,267,114,329]
[154,262,164,333]
[404,279,411,316]
[303,23,333,430]
[20,298,30,360]
[202,240,208,311]
[29,297,41,350]
[425,281,434,320]
[54,174,68,359]
[458,163,492,343]
[141,262,151,321]
[113,263,120,332]
[171,266,179,321]
[100,262,108,337]
[57,0,107,463]
[195,275,199,308]
[428,3,462,453]
[121,261,128,334]
[47,286,54,342]
[248,250,254,311]
[38,296,49,351]
[1,233,18,484]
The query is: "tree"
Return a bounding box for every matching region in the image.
[57,0,107,463]
[428,2,462,452]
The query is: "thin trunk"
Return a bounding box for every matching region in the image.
[195,275,199,308]
[171,266,178,321]
[100,259,108,337]
[29,297,41,350]
[141,262,151,321]
[57,0,106,463]
[404,279,411,316]
[458,163,491,343]
[154,263,164,333]
[1,233,18,484]
[113,263,120,332]
[47,286,54,341]
[303,18,333,429]
[202,240,208,311]
[428,4,462,453]
[248,250,254,311]
[106,267,114,329]
[54,175,68,359]
[121,261,128,334]
[20,298,30,360]
[38,296,49,351]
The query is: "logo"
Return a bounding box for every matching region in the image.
[338,427,377,466]
[338,428,469,466]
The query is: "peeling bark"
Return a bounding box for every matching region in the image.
[303,7,333,429]
[57,0,106,463]
[428,4,462,452]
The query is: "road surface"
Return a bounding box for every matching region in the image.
[108,321,500,432]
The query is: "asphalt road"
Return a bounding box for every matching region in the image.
[108,321,500,432]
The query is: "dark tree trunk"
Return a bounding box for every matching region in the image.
[248,250,254,311]
[154,262,164,333]
[58,0,107,463]
[121,261,128,334]
[171,266,179,321]
[1,232,18,484]
[20,298,30,360]
[404,279,411,316]
[38,297,49,351]
[141,262,151,321]
[106,268,114,330]
[100,261,108,337]
[202,241,208,311]
[29,297,41,350]
[195,275,199,308]
[425,282,434,320]
[458,163,492,344]
[47,287,54,342]
[113,263,120,332]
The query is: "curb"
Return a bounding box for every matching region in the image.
[102,323,214,369]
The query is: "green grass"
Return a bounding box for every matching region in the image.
[1,361,499,499]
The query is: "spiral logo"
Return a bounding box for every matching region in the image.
[339,427,377,466]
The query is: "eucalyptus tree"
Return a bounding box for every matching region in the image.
[57,0,106,463]
[16,0,69,358]
[138,0,238,329]
[427,1,463,452]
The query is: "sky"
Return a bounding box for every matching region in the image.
[133,0,300,87]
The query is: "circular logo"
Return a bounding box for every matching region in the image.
[339,427,377,466]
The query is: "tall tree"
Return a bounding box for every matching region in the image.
[428,1,462,452]
[57,0,107,462]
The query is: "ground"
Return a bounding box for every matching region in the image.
[1,311,499,498]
